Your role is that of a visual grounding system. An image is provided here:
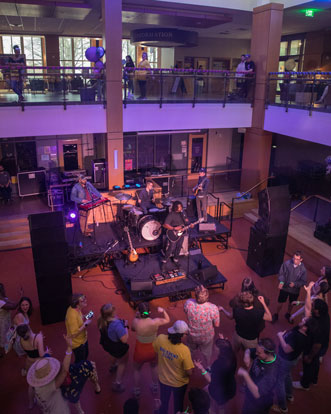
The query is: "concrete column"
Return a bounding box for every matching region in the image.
[241,3,283,192]
[102,0,124,189]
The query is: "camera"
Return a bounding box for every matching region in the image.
[85,310,94,320]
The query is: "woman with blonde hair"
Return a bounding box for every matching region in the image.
[98,303,129,393]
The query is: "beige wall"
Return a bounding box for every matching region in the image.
[207,128,233,168]
[174,37,251,69]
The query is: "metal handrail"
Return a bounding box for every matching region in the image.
[291,194,331,212]
[208,192,220,220]
[228,175,275,236]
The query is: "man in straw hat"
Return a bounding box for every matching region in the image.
[27,335,100,414]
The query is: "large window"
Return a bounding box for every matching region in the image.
[1,35,44,73]
[147,47,158,68]
[122,40,136,64]
[59,37,100,73]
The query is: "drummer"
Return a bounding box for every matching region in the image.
[139,181,156,214]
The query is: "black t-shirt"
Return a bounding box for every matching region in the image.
[233,306,264,340]
[164,211,187,228]
[243,355,279,414]
[278,327,308,361]
[140,188,154,205]
[245,60,255,73]
[208,356,236,405]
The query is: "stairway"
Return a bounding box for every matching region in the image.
[0,217,31,251]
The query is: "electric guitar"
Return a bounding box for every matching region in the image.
[166,218,203,243]
[124,226,139,262]
[193,177,208,197]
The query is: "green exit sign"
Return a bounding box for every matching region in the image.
[305,9,315,17]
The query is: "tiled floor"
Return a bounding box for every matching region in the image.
[0,218,330,413]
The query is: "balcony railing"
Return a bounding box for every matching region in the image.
[0,65,255,110]
[266,71,331,115]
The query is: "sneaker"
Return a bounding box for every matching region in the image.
[271,405,288,413]
[112,382,125,393]
[286,396,294,403]
[292,381,310,391]
[272,313,279,324]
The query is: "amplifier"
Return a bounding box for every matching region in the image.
[199,223,216,232]
[17,170,46,197]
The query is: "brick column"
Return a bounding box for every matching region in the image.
[102,0,124,189]
[240,3,283,192]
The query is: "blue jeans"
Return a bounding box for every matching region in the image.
[275,356,298,410]
[9,80,23,97]
[159,381,187,414]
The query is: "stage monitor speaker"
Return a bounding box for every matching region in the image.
[246,227,287,277]
[196,265,218,282]
[256,185,291,236]
[131,280,153,293]
[29,211,72,325]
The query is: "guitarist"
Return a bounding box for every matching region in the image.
[193,168,209,223]
[161,201,194,269]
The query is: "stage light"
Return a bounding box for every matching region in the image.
[113,185,121,190]
[124,184,130,188]
[135,183,141,188]
[68,210,77,223]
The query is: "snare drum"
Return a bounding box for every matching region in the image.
[128,207,144,228]
[138,215,162,241]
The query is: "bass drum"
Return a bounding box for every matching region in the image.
[138,215,162,241]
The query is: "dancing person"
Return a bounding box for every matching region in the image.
[290,265,331,323]
[131,303,170,397]
[194,335,236,414]
[13,296,33,359]
[162,201,194,269]
[16,324,51,409]
[70,175,102,236]
[139,181,156,214]
[184,285,219,365]
[272,251,307,324]
[238,338,279,414]
[27,335,100,414]
[293,283,330,390]
[0,164,12,204]
[220,292,272,351]
[7,45,26,102]
[0,283,18,357]
[192,168,209,223]
[136,52,151,99]
[98,303,129,393]
[124,55,135,99]
[153,320,194,414]
[272,317,316,414]
[65,293,93,363]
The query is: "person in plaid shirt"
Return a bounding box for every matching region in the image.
[184,285,219,365]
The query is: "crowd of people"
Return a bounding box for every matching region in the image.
[0,251,330,414]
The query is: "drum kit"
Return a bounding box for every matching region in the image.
[114,193,173,241]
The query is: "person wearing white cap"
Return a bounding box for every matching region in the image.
[27,335,100,414]
[152,320,194,414]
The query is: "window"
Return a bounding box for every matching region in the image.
[290,40,302,56]
[124,135,137,171]
[59,37,100,73]
[138,136,154,169]
[122,40,136,64]
[1,35,44,74]
[280,41,288,57]
[147,47,158,68]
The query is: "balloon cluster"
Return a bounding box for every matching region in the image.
[85,46,105,73]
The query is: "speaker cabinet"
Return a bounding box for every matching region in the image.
[247,227,287,277]
[196,265,218,282]
[29,212,72,325]
[256,185,291,236]
[131,280,153,293]
[186,196,197,218]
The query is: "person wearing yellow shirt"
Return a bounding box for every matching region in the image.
[65,293,93,363]
[136,52,151,100]
[153,320,194,414]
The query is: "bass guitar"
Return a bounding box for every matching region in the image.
[166,218,203,243]
[124,226,139,262]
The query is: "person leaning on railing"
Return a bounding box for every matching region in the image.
[136,52,151,100]
[7,45,26,102]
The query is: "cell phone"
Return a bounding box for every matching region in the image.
[85,310,94,320]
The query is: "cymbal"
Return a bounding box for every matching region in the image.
[114,193,132,201]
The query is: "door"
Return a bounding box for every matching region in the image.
[188,133,207,174]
